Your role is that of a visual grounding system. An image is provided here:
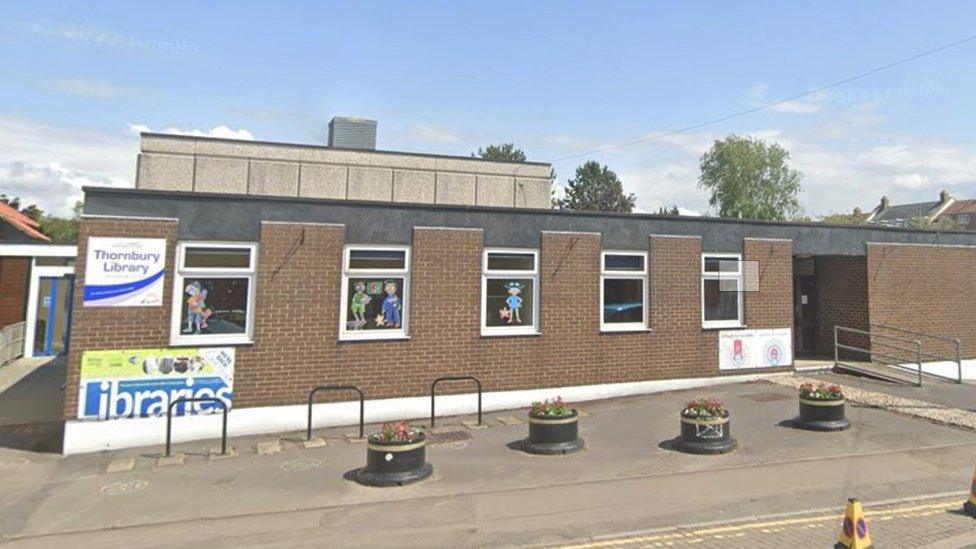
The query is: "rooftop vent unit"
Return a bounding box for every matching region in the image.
[327,116,377,150]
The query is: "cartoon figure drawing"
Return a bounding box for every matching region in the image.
[380,280,401,328]
[183,281,213,334]
[500,281,524,324]
[350,281,372,328]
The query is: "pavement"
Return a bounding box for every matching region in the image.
[808,368,976,412]
[0,357,64,453]
[0,377,975,547]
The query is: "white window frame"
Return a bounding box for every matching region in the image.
[701,252,744,329]
[170,241,258,346]
[600,251,649,332]
[339,244,411,342]
[482,248,540,337]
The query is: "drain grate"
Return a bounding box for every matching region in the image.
[740,392,793,402]
[428,430,472,445]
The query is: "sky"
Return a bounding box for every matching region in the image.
[1,1,975,217]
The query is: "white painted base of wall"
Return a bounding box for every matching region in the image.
[63,371,789,455]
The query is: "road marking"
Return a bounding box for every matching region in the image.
[556,499,961,548]
[99,479,148,495]
[278,458,323,472]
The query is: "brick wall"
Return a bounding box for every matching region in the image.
[867,243,976,359]
[63,220,796,418]
[0,257,30,329]
[815,256,869,357]
[62,217,179,418]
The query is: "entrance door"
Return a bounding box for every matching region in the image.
[793,275,818,355]
[32,275,74,357]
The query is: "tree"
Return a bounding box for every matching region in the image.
[39,201,82,244]
[472,143,527,163]
[698,134,803,221]
[1,194,43,221]
[557,161,636,212]
[821,208,867,226]
[907,214,958,231]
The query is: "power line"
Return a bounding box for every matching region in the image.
[549,32,976,163]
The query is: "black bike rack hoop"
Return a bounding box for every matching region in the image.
[307,385,365,441]
[430,376,482,428]
[165,397,229,457]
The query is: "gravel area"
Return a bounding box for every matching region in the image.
[766,374,976,431]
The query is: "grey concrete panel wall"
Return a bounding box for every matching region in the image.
[136,154,194,191]
[347,166,393,201]
[248,161,299,196]
[393,170,435,204]
[299,164,347,199]
[135,134,552,209]
[476,176,515,207]
[516,178,552,209]
[435,173,476,205]
[194,157,248,194]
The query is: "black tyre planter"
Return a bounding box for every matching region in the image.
[675,413,737,455]
[794,397,851,431]
[354,433,432,487]
[522,410,584,455]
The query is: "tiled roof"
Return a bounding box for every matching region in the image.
[0,201,51,242]
[944,199,976,215]
[874,201,940,222]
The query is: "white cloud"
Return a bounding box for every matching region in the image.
[30,22,198,56]
[50,78,138,99]
[406,123,463,144]
[128,123,255,141]
[750,83,825,115]
[0,115,136,215]
[0,117,257,217]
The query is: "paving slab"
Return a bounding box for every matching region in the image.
[255,440,282,455]
[300,437,327,449]
[155,454,185,468]
[103,457,136,474]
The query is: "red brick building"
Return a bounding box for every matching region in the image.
[60,133,976,453]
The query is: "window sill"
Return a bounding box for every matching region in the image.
[702,323,746,331]
[338,333,411,343]
[600,326,652,334]
[481,329,541,338]
[169,336,254,347]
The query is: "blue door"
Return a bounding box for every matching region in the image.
[33,275,74,357]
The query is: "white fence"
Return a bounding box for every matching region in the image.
[0,321,25,366]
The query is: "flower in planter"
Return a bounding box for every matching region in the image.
[530,396,574,417]
[799,382,844,400]
[681,397,726,418]
[370,420,423,443]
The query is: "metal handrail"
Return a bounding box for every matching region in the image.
[430,376,482,428]
[307,385,365,441]
[834,325,922,387]
[165,397,229,457]
[871,323,963,383]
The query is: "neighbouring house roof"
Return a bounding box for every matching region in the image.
[943,199,976,215]
[0,202,50,242]
[872,201,940,223]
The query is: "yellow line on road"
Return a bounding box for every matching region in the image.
[557,499,961,548]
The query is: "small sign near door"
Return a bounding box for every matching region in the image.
[801,295,808,305]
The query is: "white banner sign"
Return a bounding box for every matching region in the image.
[719,328,792,370]
[83,237,166,307]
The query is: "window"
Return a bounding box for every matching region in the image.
[171,242,257,345]
[701,253,744,329]
[601,251,648,331]
[340,246,410,341]
[482,249,539,336]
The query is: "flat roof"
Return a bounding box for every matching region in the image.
[140,132,553,167]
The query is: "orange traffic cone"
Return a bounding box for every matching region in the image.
[835,498,872,549]
[965,465,976,518]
